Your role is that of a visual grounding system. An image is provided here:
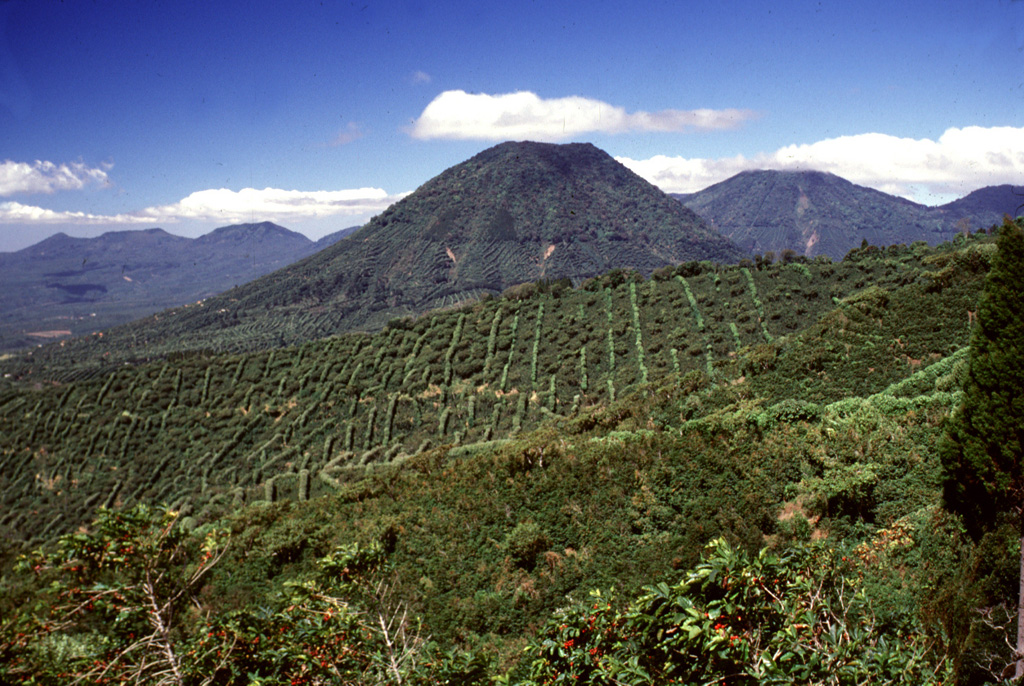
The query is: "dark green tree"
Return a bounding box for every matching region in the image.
[941,217,1024,679]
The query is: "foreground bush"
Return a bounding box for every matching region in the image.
[0,505,485,685]
[517,538,951,685]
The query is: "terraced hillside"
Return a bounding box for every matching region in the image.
[0,227,1012,684]
[0,233,990,547]
[2,141,746,378]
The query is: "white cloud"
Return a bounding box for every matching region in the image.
[616,125,1024,204]
[0,201,150,225]
[0,159,109,196]
[411,70,432,84]
[0,187,407,226]
[407,90,757,141]
[138,187,404,222]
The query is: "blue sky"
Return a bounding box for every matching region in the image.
[1,0,1022,251]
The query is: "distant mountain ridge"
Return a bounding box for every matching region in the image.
[937,184,1023,228]
[189,142,745,328]
[13,146,1015,369]
[676,170,1021,259]
[0,222,358,351]
[329,141,745,309]
[11,141,747,369]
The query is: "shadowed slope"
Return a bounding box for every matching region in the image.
[679,170,960,259]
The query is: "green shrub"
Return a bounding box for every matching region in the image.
[742,267,772,343]
[503,520,550,571]
[437,407,451,439]
[677,275,705,332]
[529,301,545,390]
[630,282,649,384]
[499,311,520,392]
[520,538,951,686]
[482,308,503,378]
[578,345,589,393]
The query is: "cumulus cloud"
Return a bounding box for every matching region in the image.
[616,125,1024,204]
[137,187,404,222]
[0,187,407,226]
[407,90,757,141]
[0,159,109,196]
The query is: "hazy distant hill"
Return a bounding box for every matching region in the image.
[675,170,953,259]
[314,224,362,248]
[0,222,342,351]
[676,171,1020,260]
[936,184,1023,229]
[13,141,745,370]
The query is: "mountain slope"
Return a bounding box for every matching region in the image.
[677,170,975,259]
[0,222,326,351]
[313,224,362,248]
[0,228,1004,681]
[937,184,1023,229]
[12,141,746,373]
[267,140,746,326]
[0,231,992,544]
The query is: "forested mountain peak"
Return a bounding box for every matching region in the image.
[354,139,744,263]
[678,170,1021,260]
[938,184,1023,226]
[11,227,188,259]
[8,141,747,369]
[193,221,308,246]
[679,169,949,259]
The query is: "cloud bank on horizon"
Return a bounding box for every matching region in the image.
[405,90,1023,203]
[0,186,407,226]
[617,125,1024,202]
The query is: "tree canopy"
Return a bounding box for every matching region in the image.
[941,218,1024,535]
[940,217,1024,679]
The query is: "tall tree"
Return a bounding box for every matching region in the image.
[941,218,1024,679]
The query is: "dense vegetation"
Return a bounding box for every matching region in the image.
[940,220,1024,679]
[0,234,984,543]
[1,223,1020,683]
